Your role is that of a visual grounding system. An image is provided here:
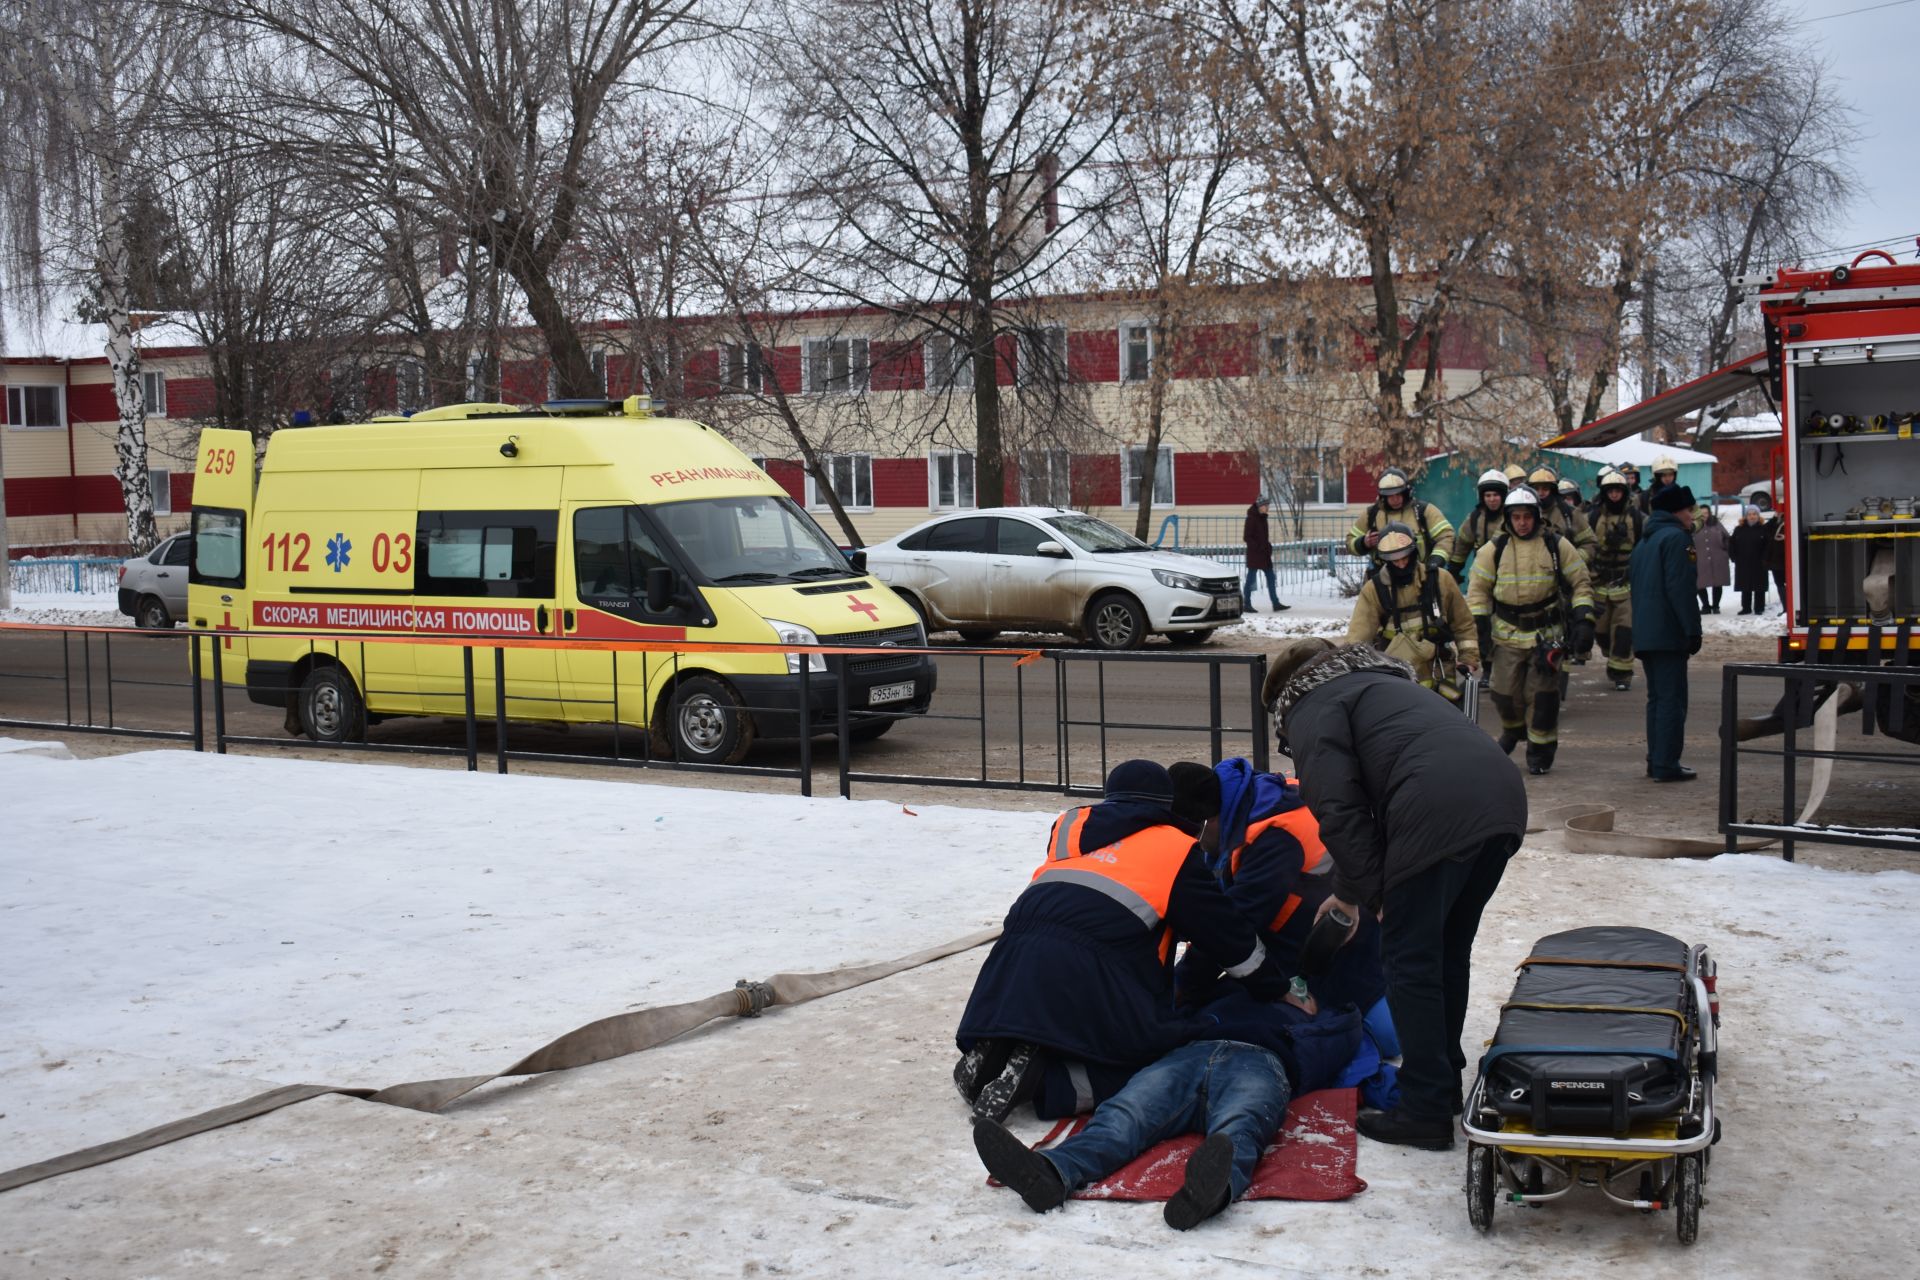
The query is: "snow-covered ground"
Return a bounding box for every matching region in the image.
[0,589,125,627]
[4,748,1919,1278]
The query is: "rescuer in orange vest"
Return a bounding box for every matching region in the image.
[954,759,1293,1122]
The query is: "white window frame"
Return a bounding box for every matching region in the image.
[396,359,426,413]
[929,449,976,510]
[1265,326,1326,379]
[149,467,173,516]
[140,370,167,417]
[465,351,497,401]
[721,342,765,396]
[1122,445,1174,506]
[1018,448,1073,507]
[803,337,870,395]
[1285,447,1346,507]
[923,333,973,392]
[5,384,65,430]
[1017,325,1067,387]
[806,452,874,511]
[1119,321,1155,383]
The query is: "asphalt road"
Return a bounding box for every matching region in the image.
[2,624,1914,869]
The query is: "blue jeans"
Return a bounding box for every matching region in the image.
[1040,1040,1290,1201]
[1243,566,1278,607]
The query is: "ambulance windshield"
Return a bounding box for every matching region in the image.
[652,495,856,585]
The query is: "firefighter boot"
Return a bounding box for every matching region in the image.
[1526,742,1556,776]
[1498,730,1522,755]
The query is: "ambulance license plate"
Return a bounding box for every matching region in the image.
[869,681,916,705]
[1215,594,1242,615]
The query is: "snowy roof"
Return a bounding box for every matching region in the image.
[2,291,200,360]
[1557,438,1717,466]
[1694,412,1781,439]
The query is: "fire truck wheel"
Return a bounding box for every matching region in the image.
[299,666,367,743]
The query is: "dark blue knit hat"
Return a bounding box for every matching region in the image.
[1104,759,1175,806]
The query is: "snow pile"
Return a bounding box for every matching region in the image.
[4,749,1920,1277]
[0,590,126,627]
[1223,595,1356,640]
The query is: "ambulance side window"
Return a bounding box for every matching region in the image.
[190,508,245,587]
[573,506,673,612]
[415,509,557,598]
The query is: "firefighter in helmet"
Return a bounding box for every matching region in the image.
[1502,462,1529,486]
[1467,486,1595,775]
[1586,468,1644,691]
[1528,464,1598,562]
[1448,469,1510,578]
[1347,467,1455,569]
[1619,461,1647,513]
[1649,456,1680,500]
[1558,476,1583,508]
[1346,524,1480,704]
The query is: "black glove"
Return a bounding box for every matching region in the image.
[1476,615,1494,654]
[1688,633,1702,656]
[1428,553,1449,574]
[1571,617,1595,654]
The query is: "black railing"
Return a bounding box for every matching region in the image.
[1719,660,1920,861]
[0,623,1272,800]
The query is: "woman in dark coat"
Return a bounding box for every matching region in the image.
[1729,506,1772,614]
[1763,510,1787,612]
[1242,497,1286,611]
[1693,501,1731,613]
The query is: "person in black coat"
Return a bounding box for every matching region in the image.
[1729,505,1772,614]
[1262,639,1527,1150]
[955,760,1291,1121]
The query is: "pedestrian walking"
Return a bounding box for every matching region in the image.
[1693,499,1730,613]
[1630,485,1704,783]
[1242,496,1288,612]
[1729,505,1771,614]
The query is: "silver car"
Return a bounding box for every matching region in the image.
[862,507,1243,648]
[117,533,191,628]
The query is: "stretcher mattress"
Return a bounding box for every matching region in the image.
[1482,926,1695,1135]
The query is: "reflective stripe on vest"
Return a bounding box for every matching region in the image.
[1228,805,1329,934]
[1030,822,1195,963]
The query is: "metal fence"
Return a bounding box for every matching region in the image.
[7,557,125,596]
[0,622,1272,800]
[1151,513,1365,595]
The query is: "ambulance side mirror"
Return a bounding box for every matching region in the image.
[644,566,677,614]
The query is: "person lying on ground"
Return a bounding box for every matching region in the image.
[955,759,1290,1123]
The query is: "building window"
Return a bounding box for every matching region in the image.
[140,371,167,417]
[803,337,870,394]
[5,385,64,430]
[924,333,973,391]
[1017,325,1067,386]
[721,342,765,395]
[807,453,873,510]
[1285,448,1346,506]
[149,468,173,516]
[396,359,426,413]
[1123,445,1174,506]
[329,365,366,420]
[1266,327,1330,377]
[1120,323,1154,383]
[1019,448,1072,507]
[930,449,975,509]
[466,352,499,401]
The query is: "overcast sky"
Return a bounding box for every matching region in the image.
[1791,0,1920,263]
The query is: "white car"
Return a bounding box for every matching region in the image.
[862,508,1243,648]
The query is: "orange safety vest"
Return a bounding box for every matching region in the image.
[1032,806,1195,963]
[1228,804,1329,934]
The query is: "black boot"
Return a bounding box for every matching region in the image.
[1164,1133,1235,1230]
[1526,742,1555,776]
[970,1042,1043,1122]
[954,1039,1014,1104]
[1357,1107,1455,1150]
[1611,674,1632,692]
[973,1118,1068,1213]
[1498,730,1522,755]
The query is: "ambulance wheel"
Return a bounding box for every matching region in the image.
[1086,592,1146,650]
[669,676,753,765]
[1466,1144,1496,1234]
[299,666,366,743]
[1674,1154,1702,1245]
[136,595,173,629]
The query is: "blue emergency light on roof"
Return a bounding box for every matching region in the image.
[291,410,314,426]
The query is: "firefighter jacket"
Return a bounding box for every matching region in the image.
[1542,499,1598,561]
[1448,503,1504,575]
[1467,529,1595,651]
[1585,500,1646,599]
[1344,560,1480,676]
[955,799,1286,1070]
[1181,759,1388,1013]
[1346,498,1455,566]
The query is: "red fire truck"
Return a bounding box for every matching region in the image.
[1551,248,1920,673]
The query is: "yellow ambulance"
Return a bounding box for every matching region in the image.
[186,399,934,763]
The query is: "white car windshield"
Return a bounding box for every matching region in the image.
[1044,513,1150,553]
[652,495,855,585]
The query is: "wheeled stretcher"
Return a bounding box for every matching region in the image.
[1462,926,1721,1244]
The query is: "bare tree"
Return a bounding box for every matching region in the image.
[766,0,1123,506]
[204,0,710,398]
[0,0,211,551]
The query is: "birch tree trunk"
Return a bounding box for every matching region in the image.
[95,158,157,553]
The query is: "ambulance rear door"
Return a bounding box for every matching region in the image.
[187,428,256,677]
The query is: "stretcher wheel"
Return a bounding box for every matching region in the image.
[1675,1154,1702,1245]
[1466,1144,1497,1234]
